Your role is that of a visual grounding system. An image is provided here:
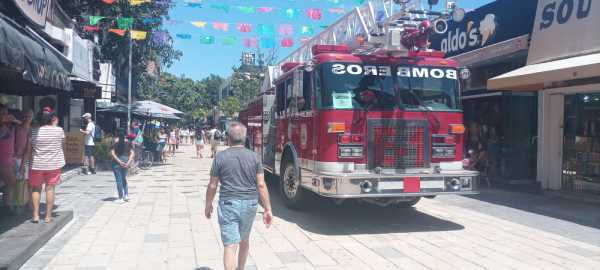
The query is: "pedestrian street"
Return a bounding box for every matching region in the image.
[24,145,600,270]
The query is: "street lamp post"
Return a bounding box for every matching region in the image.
[127,35,133,134]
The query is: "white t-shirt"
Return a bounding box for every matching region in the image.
[85,122,95,146]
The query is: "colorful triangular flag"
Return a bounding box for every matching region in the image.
[130,0,151,5]
[117,18,134,29]
[176,34,192,40]
[307,9,323,20]
[199,36,215,44]
[191,21,207,28]
[258,24,275,37]
[212,22,229,32]
[243,38,258,48]
[109,28,127,36]
[281,38,294,48]
[130,30,147,40]
[88,16,105,25]
[222,36,237,45]
[237,23,252,33]
[238,6,255,14]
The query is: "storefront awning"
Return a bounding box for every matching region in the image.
[0,14,72,93]
[488,53,600,91]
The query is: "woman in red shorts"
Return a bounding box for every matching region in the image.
[24,107,65,223]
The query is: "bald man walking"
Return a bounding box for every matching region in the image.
[205,121,273,270]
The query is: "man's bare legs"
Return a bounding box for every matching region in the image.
[223,239,250,270]
[238,239,250,269]
[223,244,238,270]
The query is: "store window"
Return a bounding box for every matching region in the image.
[563,93,600,194]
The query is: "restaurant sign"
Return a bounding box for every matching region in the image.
[13,0,51,27]
[527,0,599,65]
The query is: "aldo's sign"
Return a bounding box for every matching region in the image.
[430,0,537,57]
[527,0,599,64]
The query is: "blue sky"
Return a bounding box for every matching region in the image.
[165,0,493,80]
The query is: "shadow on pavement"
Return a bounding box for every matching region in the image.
[266,178,464,236]
[457,187,600,230]
[0,211,31,235]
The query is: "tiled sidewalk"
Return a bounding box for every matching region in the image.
[26,145,600,269]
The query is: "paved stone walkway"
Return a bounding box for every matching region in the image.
[24,145,600,269]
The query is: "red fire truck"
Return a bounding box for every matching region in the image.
[240,0,479,208]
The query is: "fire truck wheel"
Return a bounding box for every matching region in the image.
[280,161,306,209]
[395,197,421,208]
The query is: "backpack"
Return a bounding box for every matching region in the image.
[93,125,104,142]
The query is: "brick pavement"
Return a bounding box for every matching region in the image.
[24,145,600,269]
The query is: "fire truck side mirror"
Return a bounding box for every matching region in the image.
[460,68,471,80]
[304,61,315,72]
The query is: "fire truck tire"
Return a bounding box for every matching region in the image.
[395,197,421,208]
[280,161,307,209]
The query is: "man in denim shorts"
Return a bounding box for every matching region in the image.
[205,121,272,270]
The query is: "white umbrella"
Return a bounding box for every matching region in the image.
[132,100,184,117]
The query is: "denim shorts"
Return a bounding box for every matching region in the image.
[217,199,258,245]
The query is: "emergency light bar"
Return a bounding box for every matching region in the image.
[312,45,350,56]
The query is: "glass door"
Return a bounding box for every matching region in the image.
[562,93,600,194]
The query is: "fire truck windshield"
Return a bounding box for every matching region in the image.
[319,63,460,111]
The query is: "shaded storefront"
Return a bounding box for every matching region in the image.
[0,12,73,122]
[489,0,600,194]
[430,0,539,185]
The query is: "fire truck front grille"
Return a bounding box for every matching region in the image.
[368,120,430,170]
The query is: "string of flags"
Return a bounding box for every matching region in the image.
[88,25,316,48]
[88,0,361,48]
[99,0,362,19]
[84,15,328,36]
[172,34,317,48]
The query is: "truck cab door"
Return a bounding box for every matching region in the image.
[291,69,316,189]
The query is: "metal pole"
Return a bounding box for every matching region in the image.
[127,36,133,134]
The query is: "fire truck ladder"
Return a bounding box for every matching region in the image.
[279,0,458,67]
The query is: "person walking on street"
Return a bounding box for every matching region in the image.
[158,128,168,162]
[195,128,205,158]
[168,128,177,156]
[24,107,65,223]
[205,121,273,270]
[175,127,180,150]
[110,131,134,204]
[80,113,96,175]
[209,126,220,158]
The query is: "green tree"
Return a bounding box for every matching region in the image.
[229,67,264,107]
[219,97,241,118]
[58,0,182,98]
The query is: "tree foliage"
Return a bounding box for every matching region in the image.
[58,0,181,98]
[229,67,264,107]
[219,96,241,118]
[137,72,223,125]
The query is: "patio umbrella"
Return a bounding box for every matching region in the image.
[132,100,184,116]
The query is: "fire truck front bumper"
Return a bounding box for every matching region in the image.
[307,170,479,199]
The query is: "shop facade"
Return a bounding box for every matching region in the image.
[0,0,100,130]
[430,0,539,185]
[489,0,600,194]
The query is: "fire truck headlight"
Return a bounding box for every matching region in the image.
[351,148,363,157]
[432,147,455,158]
[339,147,363,158]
